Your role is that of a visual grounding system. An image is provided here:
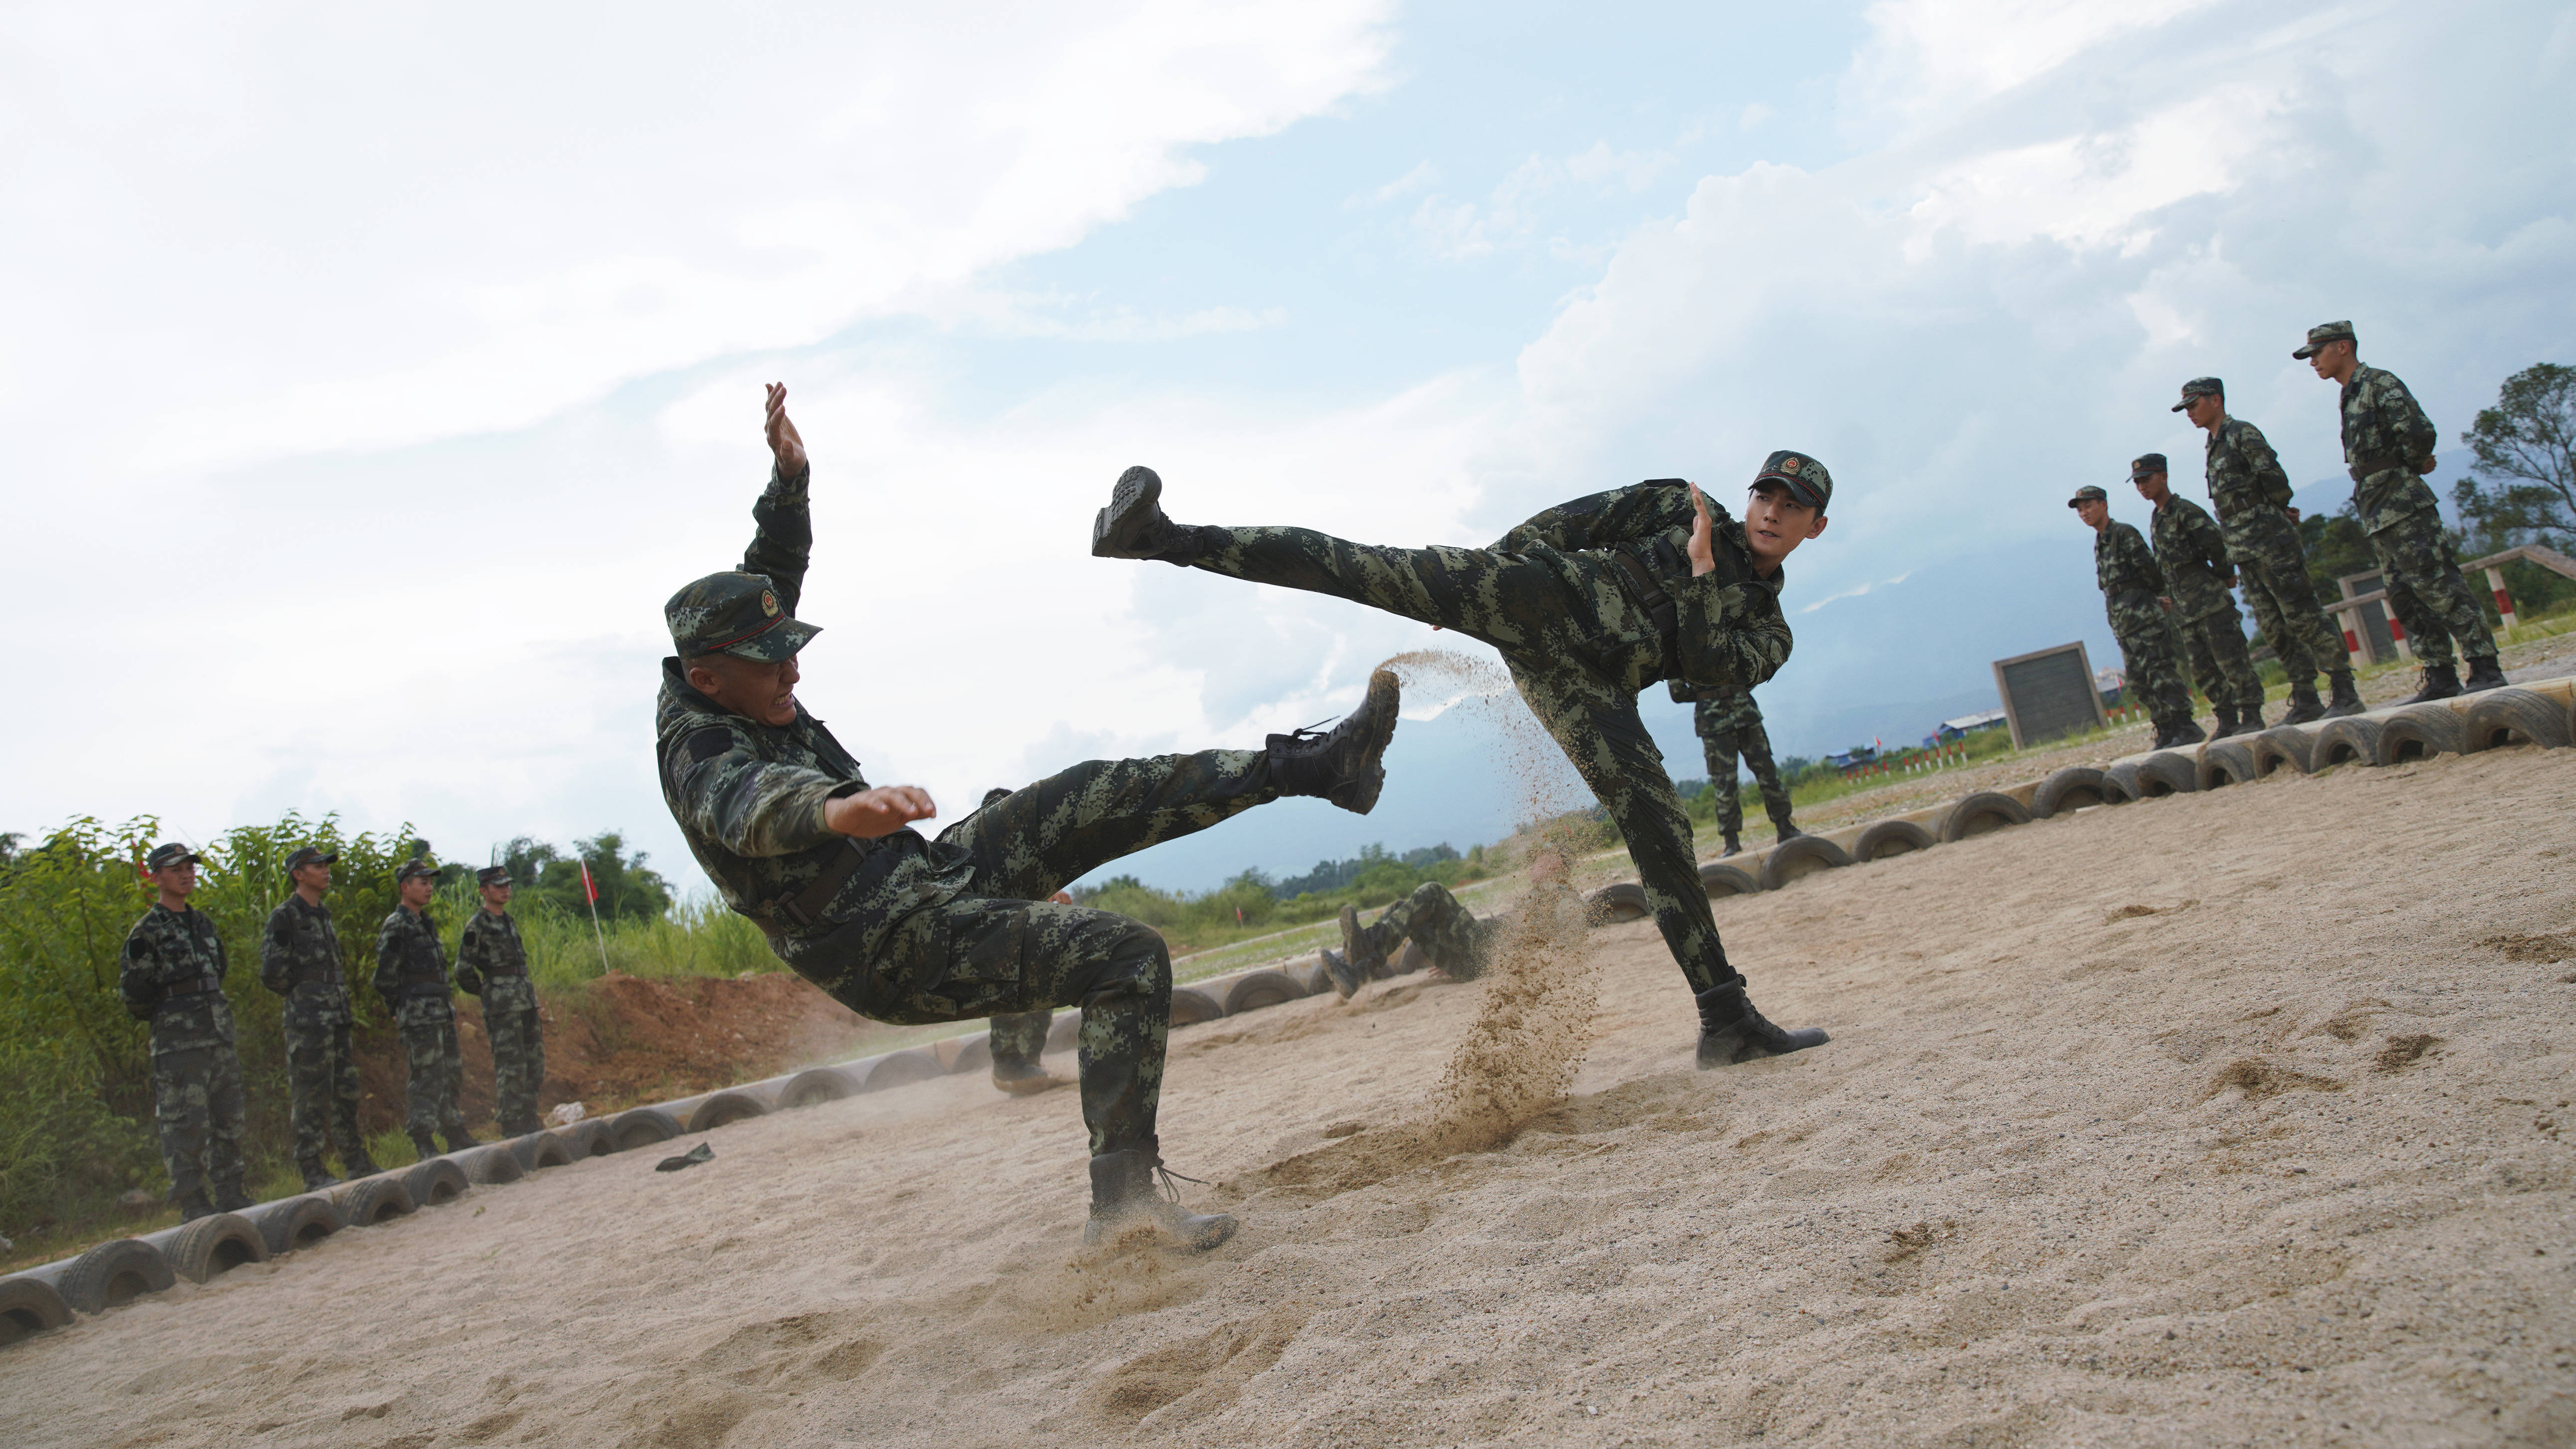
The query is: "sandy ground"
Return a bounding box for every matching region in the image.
[11,742,2576,1447]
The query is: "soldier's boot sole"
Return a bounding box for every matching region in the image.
[1091,466,1184,559]
[1693,976,1829,1069]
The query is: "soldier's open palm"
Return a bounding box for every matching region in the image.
[765,382,807,476]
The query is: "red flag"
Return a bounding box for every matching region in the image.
[580,860,599,904]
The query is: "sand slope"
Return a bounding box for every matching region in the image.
[10,745,2576,1447]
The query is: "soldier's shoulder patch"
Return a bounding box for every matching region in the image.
[685,725,740,763]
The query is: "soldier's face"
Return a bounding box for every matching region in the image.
[292,862,331,894]
[2306,339,2353,380]
[1742,482,1827,568]
[152,862,198,898]
[481,884,512,910]
[689,651,802,727]
[2075,499,2109,529]
[2184,394,2223,429]
[400,875,436,908]
[2133,473,2169,504]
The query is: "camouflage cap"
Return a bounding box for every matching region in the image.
[2067,484,2109,508]
[1753,450,1831,510]
[475,866,511,888]
[2129,453,2169,481]
[394,859,440,884]
[146,842,201,872]
[2171,377,2223,411]
[282,845,337,874]
[664,572,820,663]
[2292,321,2356,360]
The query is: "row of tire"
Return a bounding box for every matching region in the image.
[1579,685,2575,920]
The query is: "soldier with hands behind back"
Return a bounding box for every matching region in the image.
[2072,484,2201,749]
[260,845,378,1190]
[458,866,546,1136]
[2133,453,2267,738]
[120,843,252,1220]
[375,858,479,1159]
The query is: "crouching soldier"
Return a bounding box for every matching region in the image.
[260,845,378,1190]
[457,866,546,1136]
[120,843,251,1219]
[1321,850,1578,997]
[375,860,479,1158]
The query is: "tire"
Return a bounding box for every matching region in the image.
[2374,702,2471,765]
[1851,819,1935,861]
[2124,751,2200,797]
[687,1090,771,1132]
[2031,767,2121,817]
[1222,969,1304,1015]
[458,1142,523,1184]
[1939,791,2031,842]
[162,1212,270,1283]
[777,1067,861,1110]
[1584,882,1652,925]
[1167,985,1225,1026]
[402,1156,471,1208]
[334,1175,417,1226]
[862,1049,945,1093]
[55,1239,175,1314]
[247,1193,345,1255]
[1698,861,1761,896]
[608,1106,682,1152]
[2247,727,2316,778]
[2312,716,2383,769]
[0,1275,74,1344]
[948,1035,992,1076]
[2465,687,2572,750]
[1758,833,1851,890]
[1294,955,1334,996]
[2196,739,2259,790]
[1045,1010,1081,1054]
[555,1119,615,1157]
[506,1131,575,1172]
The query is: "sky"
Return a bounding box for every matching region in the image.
[3,0,2572,895]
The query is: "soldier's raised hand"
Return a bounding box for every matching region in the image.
[1686,483,1717,577]
[765,382,808,478]
[824,786,937,839]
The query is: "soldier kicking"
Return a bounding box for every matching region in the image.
[1090,458,1833,1068]
[657,385,1397,1253]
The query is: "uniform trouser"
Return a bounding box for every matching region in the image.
[2175,598,2266,713]
[283,1009,363,1166]
[1356,881,1505,982]
[484,997,546,1128]
[394,998,468,1139]
[1188,524,1737,995]
[2231,523,2349,688]
[2368,510,2498,669]
[152,1041,246,1204]
[1699,720,1794,839]
[2107,591,2193,730]
[811,749,1282,1156]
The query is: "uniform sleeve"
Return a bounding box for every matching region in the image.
[1667,576,1792,695]
[212,922,230,986]
[2234,422,2293,510]
[739,465,814,618]
[2186,507,2232,574]
[1489,482,1697,555]
[662,717,855,859]
[372,916,402,999]
[258,908,294,995]
[118,923,159,1021]
[454,917,486,997]
[2384,378,2439,464]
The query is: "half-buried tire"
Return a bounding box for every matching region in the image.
[1759,833,1850,891]
[1940,791,2031,842]
[2196,739,2259,790]
[56,1239,176,1313]
[687,1091,771,1132]
[162,1212,271,1283]
[1851,820,1935,861]
[2119,751,2200,798]
[2466,686,2571,750]
[555,1119,615,1157]
[458,1143,524,1185]
[2374,702,2471,765]
[949,1035,993,1076]
[1585,882,1652,925]
[1167,985,1225,1026]
[335,1175,417,1226]
[0,1275,74,1344]
[1698,861,1761,896]
[777,1067,861,1110]
[506,1131,576,1172]
[248,1193,346,1256]
[609,1107,683,1152]
[2031,767,2124,817]
[863,1049,945,1093]
[1222,969,1304,1015]
[402,1156,471,1208]
[2248,727,2316,778]
[2312,716,2383,769]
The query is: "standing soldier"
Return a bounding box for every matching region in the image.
[1672,684,1798,857]
[2071,485,2203,748]
[375,860,478,1158]
[260,845,379,1191]
[457,866,546,1136]
[2296,323,2507,701]
[2175,377,2363,721]
[2132,453,2267,737]
[119,843,251,1220]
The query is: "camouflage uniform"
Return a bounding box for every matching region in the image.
[2149,493,2264,715]
[2093,516,2192,730]
[458,908,545,1133]
[1179,479,1791,996]
[374,904,467,1145]
[259,893,365,1173]
[2339,364,2496,669]
[2203,416,2351,687]
[659,466,1293,1157]
[120,904,247,1211]
[1675,686,1793,842]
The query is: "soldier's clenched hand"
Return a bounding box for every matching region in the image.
[824,786,937,839]
[765,382,807,478]
[1687,483,1717,577]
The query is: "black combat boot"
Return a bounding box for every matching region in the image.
[1268,668,1400,814]
[2404,663,2462,704]
[344,1151,384,1179]
[1090,466,1220,564]
[214,1180,254,1214]
[176,1186,216,1223]
[2163,719,2207,748]
[1085,1145,1237,1252]
[1327,905,1380,999]
[2279,683,2325,726]
[1694,974,1830,1069]
[1773,822,1803,843]
[2462,657,2508,693]
[1719,831,1742,858]
[2211,703,2240,738]
[298,1158,343,1193]
[1319,948,1366,1000]
[2237,702,2268,735]
[409,1130,441,1162]
[441,1127,482,1155]
[2322,672,2366,718]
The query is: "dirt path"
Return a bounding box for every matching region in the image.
[11,743,2575,1446]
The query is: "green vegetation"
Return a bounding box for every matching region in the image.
[1075,841,1501,956]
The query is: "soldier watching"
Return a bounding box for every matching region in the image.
[2175,377,2363,721]
[2298,322,2507,701]
[374,859,479,1159]
[2071,484,2202,749]
[457,866,546,1137]
[2132,454,2267,738]
[260,845,379,1191]
[119,842,251,1220]
[1673,684,1798,857]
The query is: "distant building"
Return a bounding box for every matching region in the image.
[1825,745,1879,772]
[1933,708,2008,744]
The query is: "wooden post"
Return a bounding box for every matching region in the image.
[2487,566,2519,632]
